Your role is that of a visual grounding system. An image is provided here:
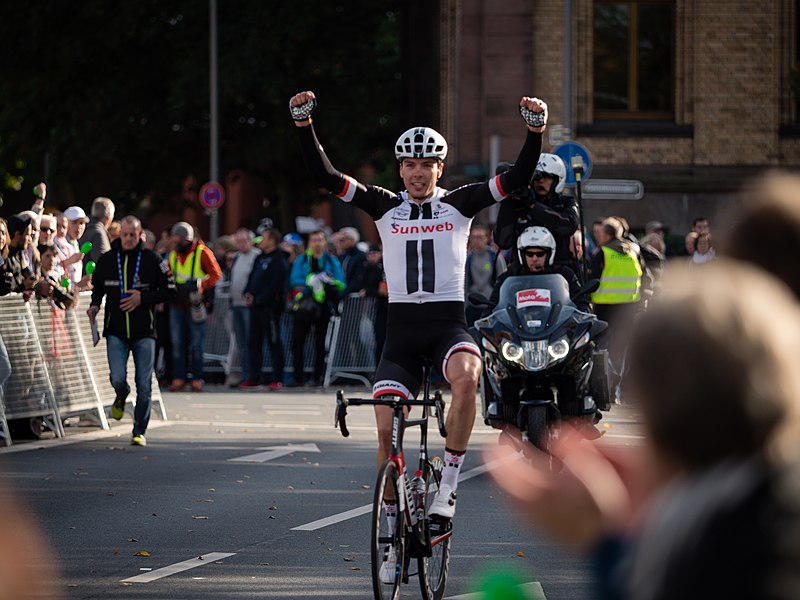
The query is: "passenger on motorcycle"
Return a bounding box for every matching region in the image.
[490,226,590,312]
[494,154,579,268]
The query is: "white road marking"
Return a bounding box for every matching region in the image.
[446,581,546,599]
[291,461,496,532]
[228,443,320,463]
[121,552,236,583]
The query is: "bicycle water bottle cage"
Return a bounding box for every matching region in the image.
[519,105,546,128]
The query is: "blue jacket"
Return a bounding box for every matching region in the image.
[289,250,345,298]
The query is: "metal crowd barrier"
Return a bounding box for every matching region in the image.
[0,293,168,446]
[203,288,380,388]
[323,295,379,388]
[0,295,62,444]
[205,285,325,381]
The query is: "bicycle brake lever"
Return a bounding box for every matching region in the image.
[335,391,350,438]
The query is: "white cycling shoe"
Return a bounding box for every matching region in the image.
[379,544,398,584]
[428,483,457,519]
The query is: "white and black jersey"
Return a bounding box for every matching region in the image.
[297,125,542,304]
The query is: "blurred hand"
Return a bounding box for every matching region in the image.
[484,425,641,550]
[120,289,141,312]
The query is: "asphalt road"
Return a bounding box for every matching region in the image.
[0,388,644,600]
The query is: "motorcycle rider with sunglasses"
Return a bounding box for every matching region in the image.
[489,226,588,312]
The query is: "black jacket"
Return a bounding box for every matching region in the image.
[494,189,580,265]
[340,246,368,296]
[243,249,288,312]
[90,238,176,339]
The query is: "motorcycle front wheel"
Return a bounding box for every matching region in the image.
[524,405,561,470]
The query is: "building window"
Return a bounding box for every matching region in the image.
[593,1,674,119]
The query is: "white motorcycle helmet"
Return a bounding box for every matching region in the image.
[395,127,448,162]
[517,226,556,266]
[533,153,567,194]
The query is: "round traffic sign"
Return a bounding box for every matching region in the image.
[199,181,225,210]
[553,142,593,186]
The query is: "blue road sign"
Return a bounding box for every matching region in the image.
[553,142,592,186]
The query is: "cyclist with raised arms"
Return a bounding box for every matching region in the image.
[289,91,547,525]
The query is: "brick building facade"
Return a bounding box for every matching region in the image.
[437,0,800,235]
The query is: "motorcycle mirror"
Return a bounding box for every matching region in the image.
[468,292,492,308]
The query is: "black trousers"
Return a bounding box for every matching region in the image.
[292,310,330,384]
[249,308,284,384]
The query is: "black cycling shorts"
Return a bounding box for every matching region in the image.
[372,301,481,400]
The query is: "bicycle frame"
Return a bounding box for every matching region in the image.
[335,363,450,548]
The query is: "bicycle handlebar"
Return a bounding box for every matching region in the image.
[334,390,447,439]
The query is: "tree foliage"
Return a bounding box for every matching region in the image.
[0,0,403,217]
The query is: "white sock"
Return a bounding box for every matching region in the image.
[383,500,397,533]
[440,448,466,491]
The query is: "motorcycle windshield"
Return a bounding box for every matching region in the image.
[493,274,573,335]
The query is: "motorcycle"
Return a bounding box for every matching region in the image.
[469,273,611,459]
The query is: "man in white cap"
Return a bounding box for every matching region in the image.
[61,206,90,288]
[167,221,222,392]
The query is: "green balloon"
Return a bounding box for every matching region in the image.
[80,241,93,254]
[86,261,96,275]
[60,277,71,289]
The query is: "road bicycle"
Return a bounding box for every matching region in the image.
[335,359,452,600]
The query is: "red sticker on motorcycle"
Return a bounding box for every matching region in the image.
[516,288,551,308]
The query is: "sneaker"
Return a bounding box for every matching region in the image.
[111,398,125,420]
[167,379,185,392]
[191,380,203,393]
[267,381,283,391]
[379,544,397,584]
[131,435,147,447]
[429,483,457,519]
[238,380,261,390]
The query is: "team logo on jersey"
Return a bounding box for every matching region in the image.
[516,288,551,308]
[390,221,455,235]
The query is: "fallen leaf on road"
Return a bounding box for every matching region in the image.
[516,551,525,558]
[236,480,244,484]
[113,548,120,556]
[287,485,294,490]
[269,505,278,510]
[208,488,216,492]
[128,538,138,543]
[351,567,361,571]
[192,516,209,520]
[106,492,116,496]
[343,556,356,562]
[135,551,150,557]
[268,515,276,519]
[361,484,370,489]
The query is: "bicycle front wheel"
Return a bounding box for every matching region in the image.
[418,457,450,600]
[372,459,404,600]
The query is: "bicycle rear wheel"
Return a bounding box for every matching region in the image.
[418,457,450,600]
[372,460,404,600]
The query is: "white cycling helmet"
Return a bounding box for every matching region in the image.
[517,226,556,266]
[395,127,448,162]
[534,153,567,194]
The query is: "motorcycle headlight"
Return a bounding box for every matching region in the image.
[501,341,524,363]
[548,338,570,361]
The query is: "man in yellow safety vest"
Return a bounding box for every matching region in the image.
[589,217,647,400]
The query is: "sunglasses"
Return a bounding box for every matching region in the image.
[525,250,548,258]
[40,228,55,233]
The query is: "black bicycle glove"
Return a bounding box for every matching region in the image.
[519,104,546,128]
[290,97,316,121]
